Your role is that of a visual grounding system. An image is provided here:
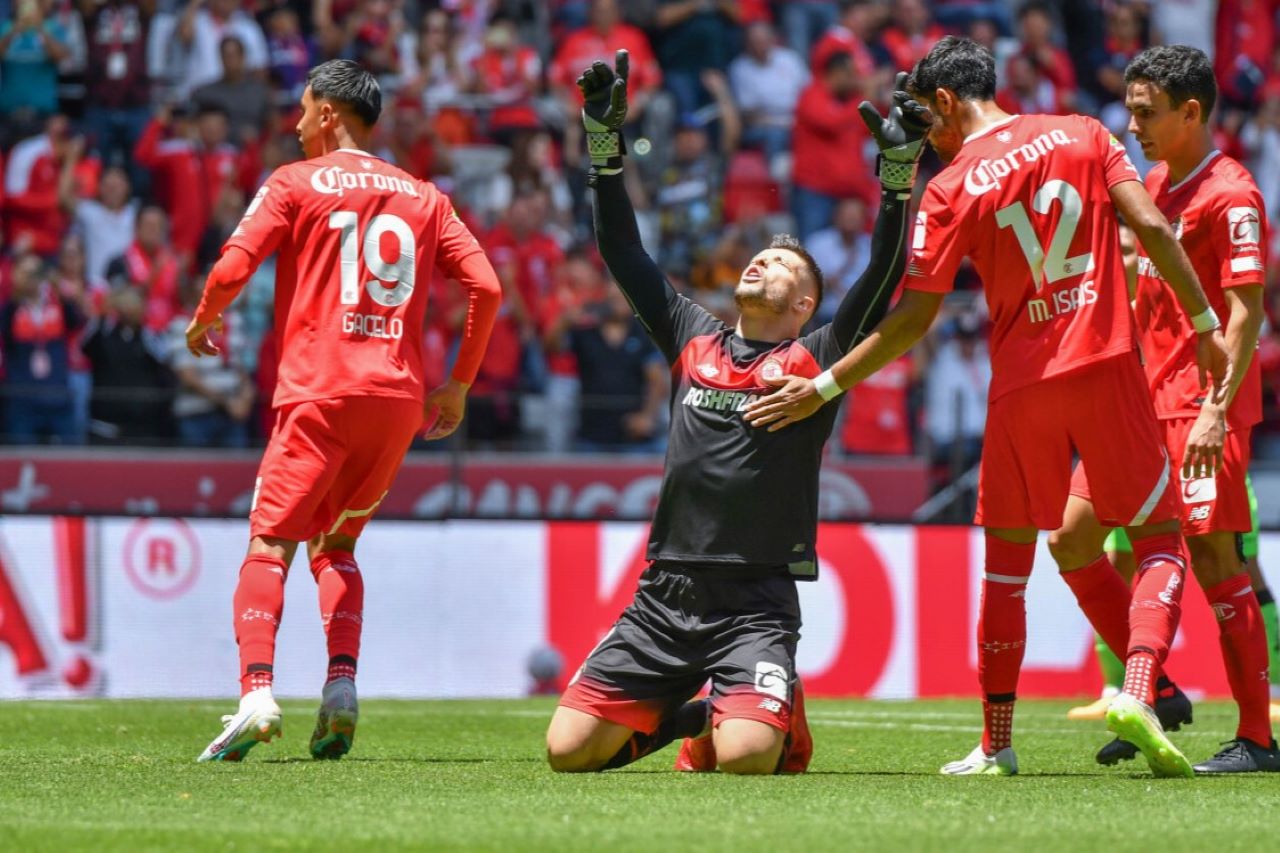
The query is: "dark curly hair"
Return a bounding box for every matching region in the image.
[1124,45,1217,124]
[907,36,997,102]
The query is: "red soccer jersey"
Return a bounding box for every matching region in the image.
[1133,152,1266,429]
[906,114,1140,402]
[224,148,484,407]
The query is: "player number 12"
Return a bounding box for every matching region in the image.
[328,210,417,307]
[994,179,1095,291]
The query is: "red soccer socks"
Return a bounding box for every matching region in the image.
[1206,573,1274,745]
[1061,553,1132,664]
[234,554,289,696]
[1125,533,1188,705]
[978,534,1034,753]
[311,551,364,684]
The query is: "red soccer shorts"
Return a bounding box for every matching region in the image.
[250,396,422,542]
[559,677,791,735]
[977,352,1179,530]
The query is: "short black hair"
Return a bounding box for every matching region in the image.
[770,234,824,310]
[1124,45,1217,124]
[307,59,382,127]
[908,36,997,102]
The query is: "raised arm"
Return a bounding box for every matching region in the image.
[581,50,683,357]
[828,74,933,352]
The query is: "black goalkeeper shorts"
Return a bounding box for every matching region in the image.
[558,561,801,734]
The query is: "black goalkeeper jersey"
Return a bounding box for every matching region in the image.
[592,174,912,574]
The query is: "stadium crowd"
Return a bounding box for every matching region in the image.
[2,0,1280,474]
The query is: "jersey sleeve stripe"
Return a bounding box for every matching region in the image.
[1230,257,1264,273]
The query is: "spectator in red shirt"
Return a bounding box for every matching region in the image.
[1215,0,1275,107]
[550,0,665,168]
[790,51,875,239]
[1014,0,1077,112]
[995,53,1066,116]
[810,0,879,83]
[4,116,97,259]
[538,249,607,452]
[1,252,85,444]
[878,0,945,74]
[841,353,914,456]
[104,205,181,334]
[132,102,246,265]
[468,13,543,145]
[487,189,566,320]
[376,96,448,181]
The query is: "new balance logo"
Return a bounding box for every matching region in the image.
[757,698,783,714]
[1158,571,1182,605]
[1212,602,1236,622]
[1188,505,1211,522]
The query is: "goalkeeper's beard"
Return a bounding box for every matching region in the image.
[734,281,789,316]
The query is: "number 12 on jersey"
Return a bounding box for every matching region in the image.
[328,211,417,308]
[995,180,1095,290]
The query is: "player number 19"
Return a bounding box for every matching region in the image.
[328,210,417,308]
[994,179,1095,291]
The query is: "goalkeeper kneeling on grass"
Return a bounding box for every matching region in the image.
[544,51,931,774]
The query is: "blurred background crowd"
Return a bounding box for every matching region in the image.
[4,0,1280,491]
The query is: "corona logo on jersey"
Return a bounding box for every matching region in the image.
[310,165,421,199]
[963,128,1077,196]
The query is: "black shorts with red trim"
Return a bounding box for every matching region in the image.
[559,562,801,734]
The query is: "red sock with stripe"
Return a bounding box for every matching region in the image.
[1206,573,1274,745]
[978,534,1034,754]
[1061,553,1131,663]
[311,550,364,684]
[233,554,289,696]
[1125,533,1187,705]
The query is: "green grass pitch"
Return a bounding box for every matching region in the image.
[0,697,1274,851]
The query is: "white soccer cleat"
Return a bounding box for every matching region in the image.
[310,676,359,760]
[940,744,1018,776]
[196,687,282,762]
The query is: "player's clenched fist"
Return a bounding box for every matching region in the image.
[577,49,629,171]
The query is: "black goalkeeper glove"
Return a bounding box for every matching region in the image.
[858,71,934,192]
[577,49,629,175]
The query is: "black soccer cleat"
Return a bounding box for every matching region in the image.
[1193,738,1280,774]
[1095,683,1193,766]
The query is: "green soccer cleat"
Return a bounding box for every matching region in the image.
[197,688,282,762]
[1105,692,1193,778]
[940,744,1018,776]
[310,676,359,760]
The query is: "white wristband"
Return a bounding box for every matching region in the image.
[1190,307,1221,334]
[813,369,843,402]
